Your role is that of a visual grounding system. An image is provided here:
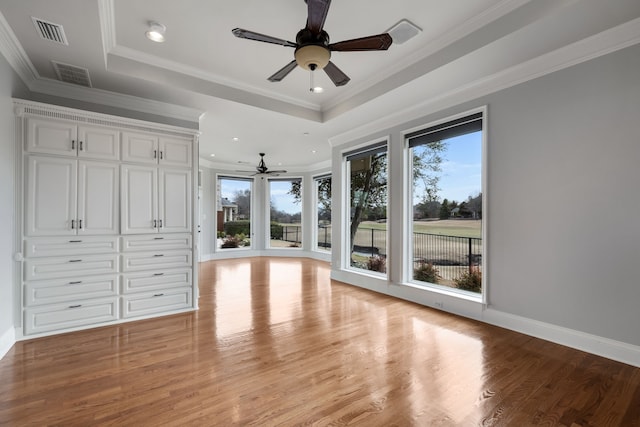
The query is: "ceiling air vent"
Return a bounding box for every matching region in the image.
[52,61,92,88]
[31,17,68,45]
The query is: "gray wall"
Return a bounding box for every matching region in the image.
[332,43,640,348]
[486,44,640,344]
[0,52,29,351]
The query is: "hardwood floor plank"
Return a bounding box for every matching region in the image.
[1,257,639,426]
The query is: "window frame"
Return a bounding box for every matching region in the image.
[343,140,389,277]
[403,107,487,303]
[267,176,304,250]
[312,173,332,254]
[215,174,255,252]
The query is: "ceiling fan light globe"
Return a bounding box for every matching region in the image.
[295,45,330,70]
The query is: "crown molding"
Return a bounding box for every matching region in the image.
[28,78,204,123]
[329,17,640,147]
[0,10,39,82]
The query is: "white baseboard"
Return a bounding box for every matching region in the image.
[0,326,16,360]
[482,308,640,367]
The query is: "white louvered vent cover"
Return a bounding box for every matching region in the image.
[52,61,92,87]
[31,17,68,45]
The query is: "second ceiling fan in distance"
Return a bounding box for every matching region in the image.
[232,0,393,87]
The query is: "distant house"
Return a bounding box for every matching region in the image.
[217,197,238,232]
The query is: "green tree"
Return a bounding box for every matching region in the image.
[289,141,446,253]
[439,199,451,219]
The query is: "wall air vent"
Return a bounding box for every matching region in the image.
[52,61,92,88]
[32,17,68,45]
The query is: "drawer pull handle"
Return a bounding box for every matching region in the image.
[153,219,157,228]
[69,240,82,243]
[69,259,82,263]
[71,219,75,229]
[153,293,164,297]
[153,254,164,257]
[79,219,83,229]
[68,304,82,309]
[154,237,164,240]
[153,273,164,276]
[159,219,163,228]
[71,140,75,150]
[79,141,83,151]
[69,281,82,284]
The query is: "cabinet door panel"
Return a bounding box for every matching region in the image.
[159,137,192,167]
[121,165,157,234]
[25,275,119,306]
[122,132,158,164]
[24,297,118,335]
[159,168,192,233]
[78,126,120,160]
[25,236,118,258]
[122,269,191,293]
[24,254,119,281]
[78,161,119,235]
[26,156,77,236]
[26,118,76,156]
[122,289,191,318]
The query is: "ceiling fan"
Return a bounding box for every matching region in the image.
[237,153,287,176]
[231,0,393,87]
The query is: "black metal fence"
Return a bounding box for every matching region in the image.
[286,225,482,280]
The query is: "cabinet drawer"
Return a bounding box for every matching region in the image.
[25,236,119,257]
[24,254,119,281]
[24,275,118,306]
[121,234,191,252]
[121,250,191,272]
[121,288,192,318]
[122,269,191,294]
[24,297,119,335]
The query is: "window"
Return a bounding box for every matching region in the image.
[314,174,332,252]
[217,176,252,250]
[345,142,388,274]
[407,111,484,294]
[269,178,302,248]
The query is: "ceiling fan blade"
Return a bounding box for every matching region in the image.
[306,0,331,34]
[268,60,298,82]
[323,61,350,86]
[329,33,393,51]
[267,170,288,174]
[232,28,296,48]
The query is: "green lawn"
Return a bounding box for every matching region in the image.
[358,219,481,238]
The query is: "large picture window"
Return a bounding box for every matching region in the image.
[269,178,302,248]
[314,174,331,252]
[217,176,252,250]
[408,112,484,294]
[345,142,388,274]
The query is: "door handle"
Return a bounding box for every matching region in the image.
[71,219,75,229]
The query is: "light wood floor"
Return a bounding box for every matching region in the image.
[1,257,639,426]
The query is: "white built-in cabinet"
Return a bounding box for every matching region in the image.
[121,165,192,234]
[25,156,119,236]
[16,100,199,338]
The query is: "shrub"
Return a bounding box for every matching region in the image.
[217,230,226,239]
[414,261,440,284]
[454,267,482,293]
[220,235,241,248]
[224,221,250,236]
[366,255,386,273]
[270,222,283,239]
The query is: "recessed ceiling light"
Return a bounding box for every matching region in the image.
[311,87,324,93]
[210,154,215,157]
[311,150,317,154]
[232,137,239,141]
[145,21,166,43]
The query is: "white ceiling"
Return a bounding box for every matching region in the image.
[1,0,639,172]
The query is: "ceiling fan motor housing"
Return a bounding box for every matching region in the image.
[295,29,331,70]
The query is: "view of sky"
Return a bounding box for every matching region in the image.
[218,130,482,215]
[413,131,482,204]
